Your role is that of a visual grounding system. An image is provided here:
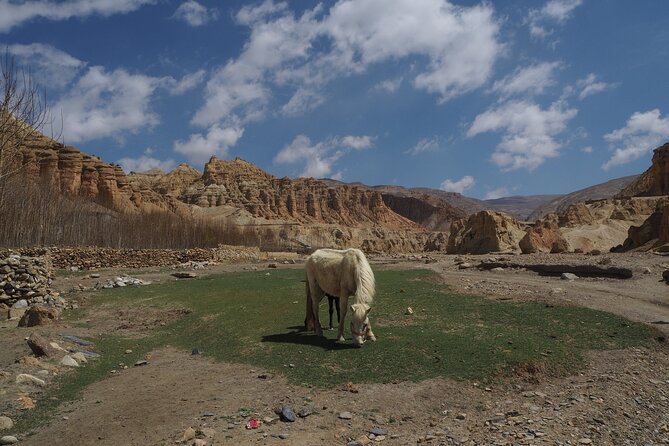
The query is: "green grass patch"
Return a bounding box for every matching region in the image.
[15,268,656,432]
[82,268,653,386]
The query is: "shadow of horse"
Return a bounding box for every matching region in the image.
[261,327,357,350]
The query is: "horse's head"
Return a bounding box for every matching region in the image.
[350,303,371,348]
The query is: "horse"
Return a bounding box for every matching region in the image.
[304,248,376,347]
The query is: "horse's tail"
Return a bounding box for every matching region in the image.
[353,249,375,305]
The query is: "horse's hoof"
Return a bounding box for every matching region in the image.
[337,336,345,342]
[369,336,377,342]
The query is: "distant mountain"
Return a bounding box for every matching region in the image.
[527,175,640,221]
[484,195,562,221]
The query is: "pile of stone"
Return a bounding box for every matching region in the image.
[0,254,55,308]
[95,275,151,289]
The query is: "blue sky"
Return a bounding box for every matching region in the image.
[3,0,669,199]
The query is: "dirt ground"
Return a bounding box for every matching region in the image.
[2,252,669,446]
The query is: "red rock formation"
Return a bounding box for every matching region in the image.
[519,221,569,254]
[447,211,527,254]
[618,142,669,197]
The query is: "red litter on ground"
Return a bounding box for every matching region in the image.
[245,419,261,429]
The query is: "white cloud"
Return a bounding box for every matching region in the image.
[527,0,582,39]
[405,136,439,156]
[55,66,163,143]
[577,73,614,100]
[117,155,177,174]
[5,42,85,88]
[485,187,510,200]
[492,62,561,98]
[174,124,245,165]
[280,88,325,116]
[375,77,403,93]
[468,99,578,171]
[173,1,217,27]
[439,175,475,194]
[236,0,288,26]
[274,133,374,178]
[165,69,206,95]
[602,109,669,170]
[340,135,374,150]
[193,0,501,127]
[581,146,593,153]
[0,0,156,33]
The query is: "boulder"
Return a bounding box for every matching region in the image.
[18,305,60,327]
[27,333,58,357]
[558,203,594,227]
[519,221,569,254]
[663,269,669,284]
[447,211,526,254]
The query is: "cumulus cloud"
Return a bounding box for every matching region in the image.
[117,155,177,173]
[405,136,440,156]
[527,0,582,39]
[375,77,403,93]
[174,124,245,165]
[485,187,510,200]
[468,99,578,171]
[0,0,156,33]
[439,175,475,194]
[491,62,561,98]
[55,66,164,143]
[274,134,374,178]
[193,0,501,127]
[602,109,669,170]
[164,69,206,95]
[340,135,374,150]
[577,73,615,100]
[173,0,217,27]
[5,42,85,88]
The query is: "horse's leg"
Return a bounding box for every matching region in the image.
[366,319,377,342]
[304,281,314,331]
[308,279,324,337]
[334,297,341,329]
[336,291,349,342]
[327,295,335,330]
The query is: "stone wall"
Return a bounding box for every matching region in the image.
[0,245,261,270]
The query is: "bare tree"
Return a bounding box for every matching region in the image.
[0,50,49,197]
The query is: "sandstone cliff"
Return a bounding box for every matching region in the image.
[618,142,669,197]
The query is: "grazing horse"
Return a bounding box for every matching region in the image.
[304,248,376,347]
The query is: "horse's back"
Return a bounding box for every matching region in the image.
[306,248,372,299]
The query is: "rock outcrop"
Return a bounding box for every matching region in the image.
[519,221,569,254]
[616,199,669,252]
[618,142,669,197]
[447,211,527,254]
[178,157,419,229]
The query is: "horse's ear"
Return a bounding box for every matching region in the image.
[350,304,357,312]
[365,307,371,316]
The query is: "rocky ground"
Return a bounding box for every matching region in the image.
[1,252,669,446]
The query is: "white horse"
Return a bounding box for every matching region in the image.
[304,248,376,347]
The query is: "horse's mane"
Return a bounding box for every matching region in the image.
[352,249,375,306]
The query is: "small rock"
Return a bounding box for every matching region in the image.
[18,305,60,327]
[71,352,87,364]
[369,427,388,436]
[268,263,278,269]
[27,333,57,357]
[59,355,79,367]
[374,435,386,442]
[89,273,101,279]
[134,360,148,367]
[0,436,18,445]
[560,272,579,281]
[642,266,652,274]
[16,373,46,387]
[458,262,472,269]
[338,411,353,420]
[181,427,196,441]
[455,413,466,420]
[193,439,207,446]
[125,349,132,354]
[578,439,592,445]
[297,407,312,418]
[280,406,296,422]
[0,416,14,430]
[405,307,414,315]
[663,269,669,283]
[191,348,201,355]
